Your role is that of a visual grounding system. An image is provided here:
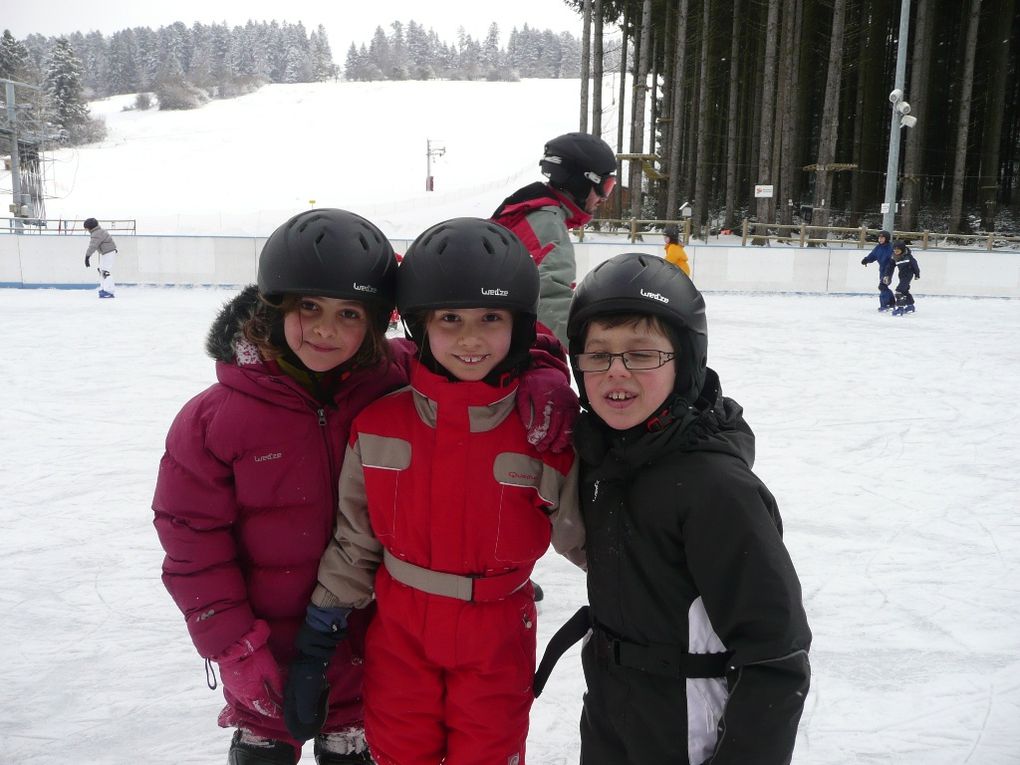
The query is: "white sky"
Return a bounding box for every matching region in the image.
[2,0,587,63]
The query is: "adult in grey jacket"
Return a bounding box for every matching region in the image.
[83,217,117,298]
[492,132,617,346]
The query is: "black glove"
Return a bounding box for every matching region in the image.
[85,255,91,268]
[283,621,346,741]
[860,257,868,266]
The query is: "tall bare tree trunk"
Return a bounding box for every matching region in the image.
[850,0,891,223]
[629,0,653,222]
[781,0,806,227]
[650,29,660,159]
[723,0,742,228]
[615,12,628,219]
[901,0,933,231]
[949,0,982,233]
[657,2,676,219]
[774,0,796,226]
[755,0,781,229]
[813,0,847,230]
[978,0,1015,229]
[580,0,592,131]
[692,0,712,238]
[666,0,691,218]
[592,0,604,138]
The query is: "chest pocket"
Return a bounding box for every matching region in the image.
[492,452,555,564]
[358,433,412,544]
[234,440,320,510]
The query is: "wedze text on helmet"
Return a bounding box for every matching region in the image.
[354,283,379,293]
[481,287,509,296]
[640,289,669,303]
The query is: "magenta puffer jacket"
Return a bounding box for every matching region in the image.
[153,286,408,735]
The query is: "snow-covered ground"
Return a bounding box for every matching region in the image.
[1,287,1018,764]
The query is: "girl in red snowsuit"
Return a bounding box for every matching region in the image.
[284,218,586,765]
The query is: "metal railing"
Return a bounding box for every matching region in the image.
[576,217,692,244]
[739,220,1020,250]
[2,217,137,235]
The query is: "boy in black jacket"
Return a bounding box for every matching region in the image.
[564,253,811,764]
[885,240,921,316]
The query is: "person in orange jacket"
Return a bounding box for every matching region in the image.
[663,224,691,276]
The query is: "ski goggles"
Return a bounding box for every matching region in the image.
[584,172,617,199]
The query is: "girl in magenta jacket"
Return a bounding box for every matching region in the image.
[153,210,578,765]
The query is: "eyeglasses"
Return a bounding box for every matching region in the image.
[575,349,675,372]
[584,172,617,199]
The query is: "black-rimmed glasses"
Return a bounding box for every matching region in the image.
[575,350,675,372]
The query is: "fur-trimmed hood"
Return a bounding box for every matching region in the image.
[206,284,264,364]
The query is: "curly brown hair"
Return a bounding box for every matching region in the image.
[242,293,391,370]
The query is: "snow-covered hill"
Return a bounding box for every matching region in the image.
[40,79,619,237]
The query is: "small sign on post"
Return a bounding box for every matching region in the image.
[754,184,774,198]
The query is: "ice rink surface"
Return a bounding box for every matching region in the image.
[1,287,1018,764]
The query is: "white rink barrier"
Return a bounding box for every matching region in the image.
[2,234,1018,299]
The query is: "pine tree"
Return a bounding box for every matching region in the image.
[310,25,336,81]
[44,37,93,142]
[367,26,391,78]
[106,29,139,93]
[482,23,502,78]
[0,29,31,81]
[344,43,362,81]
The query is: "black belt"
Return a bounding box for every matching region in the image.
[592,623,732,679]
[533,606,732,697]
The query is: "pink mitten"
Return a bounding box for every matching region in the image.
[215,620,284,719]
[517,365,580,453]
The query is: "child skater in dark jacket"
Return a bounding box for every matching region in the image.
[563,253,811,764]
[884,240,921,315]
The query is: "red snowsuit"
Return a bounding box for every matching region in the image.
[312,361,585,765]
[152,287,409,745]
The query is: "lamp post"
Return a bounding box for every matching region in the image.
[881,0,916,234]
[426,138,445,192]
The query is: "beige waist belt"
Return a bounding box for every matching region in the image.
[383,549,533,602]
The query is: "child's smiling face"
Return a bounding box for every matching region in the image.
[284,296,369,372]
[581,318,677,431]
[425,307,514,382]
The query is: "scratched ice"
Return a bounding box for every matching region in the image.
[1,288,1018,764]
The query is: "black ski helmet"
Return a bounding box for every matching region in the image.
[540,132,617,205]
[257,208,397,331]
[83,217,98,230]
[567,252,708,407]
[398,217,539,363]
[663,223,680,241]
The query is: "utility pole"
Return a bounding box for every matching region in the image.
[426,138,445,192]
[2,78,50,233]
[3,80,26,233]
[881,0,916,234]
